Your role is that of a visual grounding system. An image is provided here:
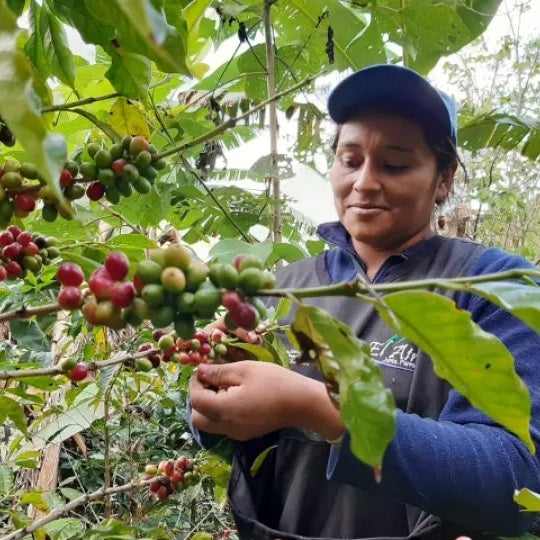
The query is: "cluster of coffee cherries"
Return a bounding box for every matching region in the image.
[82,135,166,205]
[0,226,60,281]
[145,456,199,500]
[56,262,85,310]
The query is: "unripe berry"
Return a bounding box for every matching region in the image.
[0,266,6,281]
[145,464,158,476]
[57,262,85,287]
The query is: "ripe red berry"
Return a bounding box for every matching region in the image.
[189,351,201,364]
[57,262,85,287]
[14,194,36,212]
[149,478,161,493]
[175,456,190,471]
[7,225,21,239]
[158,460,174,477]
[22,242,39,256]
[156,485,169,500]
[193,330,209,343]
[2,242,22,260]
[59,169,73,188]
[58,286,83,310]
[199,342,212,356]
[138,343,153,353]
[0,266,7,281]
[110,281,135,308]
[5,261,23,279]
[153,329,167,342]
[178,352,190,364]
[211,329,224,343]
[88,267,114,300]
[111,159,127,176]
[0,231,14,247]
[230,302,258,330]
[133,273,145,294]
[68,362,88,382]
[232,254,245,270]
[170,470,184,484]
[105,251,129,281]
[86,181,105,201]
[16,231,32,246]
[222,290,241,312]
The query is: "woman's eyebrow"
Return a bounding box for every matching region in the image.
[337,141,415,153]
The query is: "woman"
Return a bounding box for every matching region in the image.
[189,65,540,539]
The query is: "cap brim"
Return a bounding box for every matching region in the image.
[327,65,455,142]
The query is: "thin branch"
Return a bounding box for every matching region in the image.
[0,477,157,540]
[0,347,160,381]
[41,93,121,114]
[0,302,62,324]
[154,71,324,161]
[98,202,144,234]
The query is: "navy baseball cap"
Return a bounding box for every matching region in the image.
[327,64,457,145]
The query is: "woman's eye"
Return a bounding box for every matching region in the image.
[384,163,409,173]
[340,157,358,168]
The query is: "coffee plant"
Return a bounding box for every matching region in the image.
[0,1,539,539]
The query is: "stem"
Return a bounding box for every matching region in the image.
[0,303,62,324]
[0,347,160,381]
[41,93,121,114]
[153,72,323,161]
[0,477,156,540]
[258,268,540,299]
[263,0,282,246]
[98,202,144,234]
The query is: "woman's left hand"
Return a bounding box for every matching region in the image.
[189,361,344,441]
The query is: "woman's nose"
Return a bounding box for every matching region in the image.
[352,161,381,192]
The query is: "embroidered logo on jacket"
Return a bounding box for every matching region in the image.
[370,334,417,371]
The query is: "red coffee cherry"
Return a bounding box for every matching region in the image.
[58,286,83,310]
[57,262,85,287]
[110,281,135,308]
[68,363,88,382]
[105,251,129,281]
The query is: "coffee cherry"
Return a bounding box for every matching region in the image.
[149,478,161,493]
[230,302,258,330]
[135,358,153,372]
[160,267,186,293]
[0,231,13,246]
[232,254,245,270]
[133,274,145,295]
[42,204,58,222]
[145,464,158,476]
[110,281,135,309]
[170,470,184,484]
[5,261,23,279]
[0,266,6,281]
[86,181,106,201]
[129,136,149,156]
[158,460,174,477]
[57,262,85,287]
[222,290,242,312]
[105,251,129,281]
[14,194,36,213]
[58,287,83,310]
[68,363,88,382]
[7,225,21,239]
[81,298,98,325]
[89,268,114,300]
[156,485,169,500]
[211,329,224,343]
[16,232,32,246]
[238,254,264,271]
[238,267,264,294]
[175,456,190,470]
[2,242,22,260]
[158,334,175,351]
[163,245,191,271]
[59,357,77,372]
[59,169,73,188]
[111,159,127,176]
[136,260,163,284]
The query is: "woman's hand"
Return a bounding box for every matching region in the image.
[189,361,345,442]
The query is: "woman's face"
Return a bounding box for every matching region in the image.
[330,112,453,252]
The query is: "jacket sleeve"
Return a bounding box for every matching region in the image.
[326,248,540,535]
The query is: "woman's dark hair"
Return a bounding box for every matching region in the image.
[330,107,459,174]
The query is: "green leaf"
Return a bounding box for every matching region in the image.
[250,445,277,477]
[0,4,70,216]
[105,49,151,99]
[230,342,275,363]
[274,298,292,320]
[514,488,540,512]
[268,242,309,265]
[378,291,534,453]
[209,239,272,265]
[15,450,42,469]
[25,3,76,89]
[0,396,29,436]
[7,0,25,15]
[42,518,85,540]
[108,98,151,138]
[292,306,396,466]
[10,319,50,351]
[0,465,14,493]
[464,281,540,334]
[263,332,291,368]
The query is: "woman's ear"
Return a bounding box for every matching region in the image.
[435,162,457,204]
